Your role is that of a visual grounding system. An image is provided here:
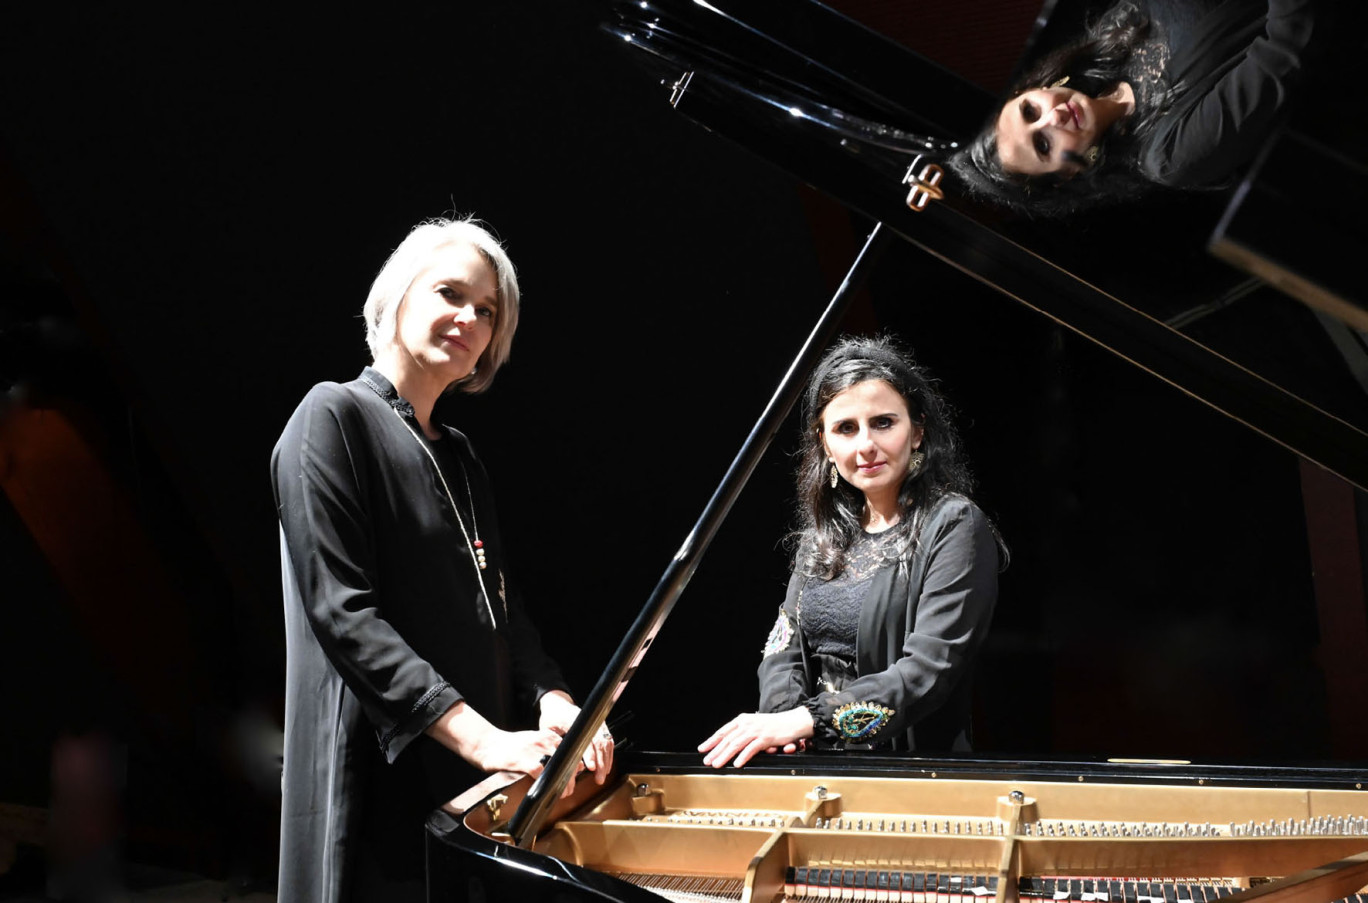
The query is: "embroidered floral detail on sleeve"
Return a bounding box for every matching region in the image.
[832,702,895,741]
[762,609,794,657]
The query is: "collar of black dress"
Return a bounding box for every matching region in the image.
[358,366,416,418]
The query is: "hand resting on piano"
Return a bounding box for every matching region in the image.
[699,708,815,768]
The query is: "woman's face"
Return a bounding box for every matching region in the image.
[995,86,1105,177]
[392,241,498,387]
[821,379,923,507]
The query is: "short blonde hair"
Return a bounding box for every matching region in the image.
[362,216,520,394]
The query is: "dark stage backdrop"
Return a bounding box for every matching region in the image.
[0,0,1361,886]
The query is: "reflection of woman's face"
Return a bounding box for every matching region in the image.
[995,86,1105,177]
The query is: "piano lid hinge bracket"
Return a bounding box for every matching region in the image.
[903,156,946,211]
[668,70,694,108]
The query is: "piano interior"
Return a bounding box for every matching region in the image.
[442,761,1368,903]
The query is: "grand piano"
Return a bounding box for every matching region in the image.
[427,1,1368,900]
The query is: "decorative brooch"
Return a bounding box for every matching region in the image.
[833,702,895,741]
[762,610,794,657]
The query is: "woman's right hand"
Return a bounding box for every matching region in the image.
[698,708,814,768]
[427,702,588,796]
[467,726,564,776]
[427,701,559,775]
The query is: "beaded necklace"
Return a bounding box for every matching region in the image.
[390,408,496,626]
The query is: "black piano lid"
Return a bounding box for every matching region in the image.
[606,0,1368,492]
[607,0,996,138]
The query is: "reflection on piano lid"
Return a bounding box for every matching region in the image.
[606,0,995,140]
[607,0,1368,492]
[429,752,1368,903]
[1211,129,1368,335]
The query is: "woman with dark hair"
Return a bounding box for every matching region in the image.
[699,336,1001,768]
[949,0,1320,216]
[273,217,612,902]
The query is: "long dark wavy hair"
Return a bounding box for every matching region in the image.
[791,336,978,580]
[948,1,1171,217]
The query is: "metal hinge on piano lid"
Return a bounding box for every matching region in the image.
[903,154,945,211]
[667,70,693,108]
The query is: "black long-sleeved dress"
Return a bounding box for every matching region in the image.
[758,494,999,752]
[272,367,569,902]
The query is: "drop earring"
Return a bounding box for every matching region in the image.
[829,463,839,488]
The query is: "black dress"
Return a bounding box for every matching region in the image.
[272,367,569,903]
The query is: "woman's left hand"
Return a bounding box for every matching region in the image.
[698,708,814,768]
[539,691,615,785]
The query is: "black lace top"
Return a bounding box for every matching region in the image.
[1129,0,1240,118]
[802,528,900,659]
